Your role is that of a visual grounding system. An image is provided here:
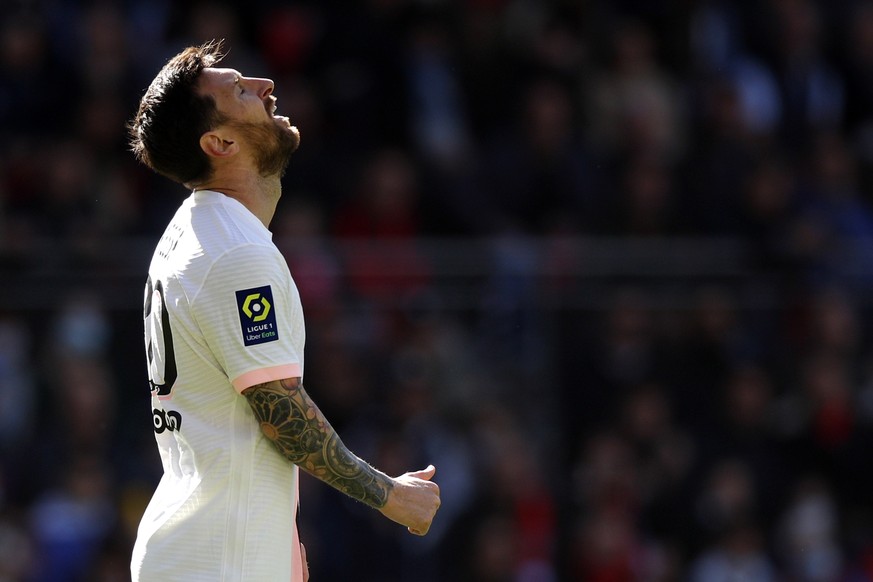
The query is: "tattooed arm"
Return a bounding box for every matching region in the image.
[242,377,440,534]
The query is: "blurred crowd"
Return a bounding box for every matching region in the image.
[4,0,873,580]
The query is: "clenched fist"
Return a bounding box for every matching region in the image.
[379,465,441,535]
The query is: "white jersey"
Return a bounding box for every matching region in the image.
[131,190,306,582]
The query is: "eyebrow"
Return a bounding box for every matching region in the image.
[218,70,241,86]
[225,71,242,94]
[208,69,242,96]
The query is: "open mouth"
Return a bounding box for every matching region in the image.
[266,97,294,130]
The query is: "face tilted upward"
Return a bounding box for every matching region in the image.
[198,67,301,177]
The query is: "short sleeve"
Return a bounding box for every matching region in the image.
[191,243,305,393]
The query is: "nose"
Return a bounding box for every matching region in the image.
[255,77,274,99]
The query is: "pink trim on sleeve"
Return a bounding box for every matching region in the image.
[231,364,302,393]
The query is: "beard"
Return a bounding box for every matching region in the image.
[231,118,300,178]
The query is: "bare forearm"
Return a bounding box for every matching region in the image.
[242,378,393,508]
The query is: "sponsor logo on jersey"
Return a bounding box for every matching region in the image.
[153,408,182,433]
[236,285,279,346]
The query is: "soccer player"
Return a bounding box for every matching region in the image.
[127,41,441,581]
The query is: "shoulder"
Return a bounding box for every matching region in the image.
[192,242,288,300]
[211,242,285,273]
[189,205,284,273]
[189,242,297,326]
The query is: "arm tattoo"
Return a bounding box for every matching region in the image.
[242,378,393,508]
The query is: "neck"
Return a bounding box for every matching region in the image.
[195,170,282,228]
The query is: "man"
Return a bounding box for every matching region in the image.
[128,41,441,581]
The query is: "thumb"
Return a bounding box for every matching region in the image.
[407,464,436,481]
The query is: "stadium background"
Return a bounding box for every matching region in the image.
[3,0,873,580]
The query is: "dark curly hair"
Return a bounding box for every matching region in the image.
[128,40,227,186]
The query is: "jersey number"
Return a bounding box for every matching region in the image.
[144,276,177,397]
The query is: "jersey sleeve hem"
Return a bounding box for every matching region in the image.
[232,364,302,393]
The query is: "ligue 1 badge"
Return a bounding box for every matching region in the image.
[236,285,279,346]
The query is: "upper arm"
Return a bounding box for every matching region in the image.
[241,376,305,423]
[241,376,302,404]
[241,377,327,464]
[191,244,304,392]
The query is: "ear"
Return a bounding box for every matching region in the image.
[199,130,239,159]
